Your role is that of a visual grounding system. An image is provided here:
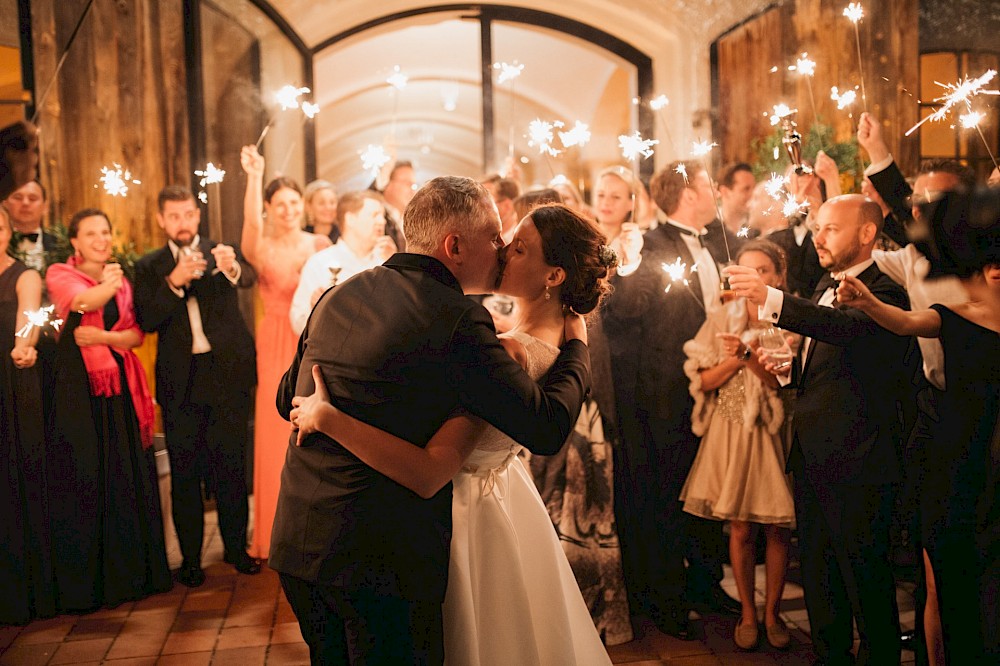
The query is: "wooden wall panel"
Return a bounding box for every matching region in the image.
[714,0,920,178]
[31,0,189,254]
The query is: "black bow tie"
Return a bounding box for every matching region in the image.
[675,225,705,247]
[813,274,839,297]
[21,232,39,243]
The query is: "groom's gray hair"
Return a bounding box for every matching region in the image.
[403,176,499,253]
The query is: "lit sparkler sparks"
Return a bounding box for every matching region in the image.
[782,196,809,218]
[195,162,226,187]
[276,85,310,110]
[843,2,863,23]
[957,110,1000,170]
[831,86,858,110]
[16,305,62,338]
[99,164,141,197]
[906,70,999,136]
[675,163,689,184]
[650,94,670,110]
[558,121,591,148]
[360,144,391,175]
[494,61,524,84]
[691,140,718,158]
[737,226,751,238]
[843,2,868,111]
[302,101,320,119]
[795,54,816,77]
[661,258,705,310]
[768,104,797,126]
[619,131,659,161]
[765,173,788,200]
[528,119,563,156]
[385,66,408,91]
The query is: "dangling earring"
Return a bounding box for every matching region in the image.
[544,285,551,301]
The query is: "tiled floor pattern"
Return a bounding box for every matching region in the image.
[1,478,918,665]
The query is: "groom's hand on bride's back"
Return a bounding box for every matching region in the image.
[563,312,588,345]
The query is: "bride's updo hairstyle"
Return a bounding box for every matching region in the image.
[529,203,618,315]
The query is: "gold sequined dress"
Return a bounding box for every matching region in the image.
[678,298,795,527]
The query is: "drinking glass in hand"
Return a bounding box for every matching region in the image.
[758,326,793,372]
[180,242,205,278]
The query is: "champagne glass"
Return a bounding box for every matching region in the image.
[758,326,794,372]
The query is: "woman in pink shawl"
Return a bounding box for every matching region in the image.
[45,208,170,612]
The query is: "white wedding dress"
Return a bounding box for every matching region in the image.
[444,332,613,666]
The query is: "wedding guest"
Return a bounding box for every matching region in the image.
[288,203,614,663]
[549,175,594,220]
[728,195,910,665]
[605,161,740,641]
[4,180,56,272]
[716,162,756,235]
[133,186,259,587]
[0,206,55,625]
[290,191,395,341]
[375,159,413,251]
[480,174,521,243]
[593,166,643,268]
[46,208,171,611]
[680,240,795,650]
[240,145,330,561]
[303,179,339,242]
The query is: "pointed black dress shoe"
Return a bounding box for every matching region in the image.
[225,552,262,575]
[177,562,206,588]
[653,610,697,641]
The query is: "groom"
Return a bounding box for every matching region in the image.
[270,176,591,664]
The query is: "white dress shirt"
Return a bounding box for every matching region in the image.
[167,236,241,354]
[290,240,385,335]
[665,218,721,310]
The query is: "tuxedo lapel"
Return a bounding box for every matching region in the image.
[658,226,703,297]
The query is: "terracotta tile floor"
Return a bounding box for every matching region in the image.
[1,472,918,665]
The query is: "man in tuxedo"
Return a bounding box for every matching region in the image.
[728,194,910,665]
[133,185,260,588]
[604,161,739,640]
[372,159,414,251]
[270,176,590,664]
[4,180,58,271]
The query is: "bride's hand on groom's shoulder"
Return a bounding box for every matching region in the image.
[563,312,588,346]
[290,364,333,446]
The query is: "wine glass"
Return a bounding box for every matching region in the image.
[758,326,794,372]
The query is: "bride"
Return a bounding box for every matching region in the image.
[292,203,616,665]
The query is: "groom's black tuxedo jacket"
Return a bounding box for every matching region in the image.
[133,240,257,407]
[777,263,910,485]
[271,253,590,601]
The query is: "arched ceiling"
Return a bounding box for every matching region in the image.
[242,1,777,190]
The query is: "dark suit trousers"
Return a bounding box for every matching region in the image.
[617,410,724,619]
[162,353,251,565]
[793,470,900,666]
[280,573,443,665]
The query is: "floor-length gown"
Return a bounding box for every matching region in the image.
[527,319,632,646]
[251,250,309,559]
[47,306,171,612]
[445,332,611,666]
[923,305,999,662]
[0,260,56,625]
[679,300,794,527]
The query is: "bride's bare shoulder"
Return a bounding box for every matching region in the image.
[498,334,529,370]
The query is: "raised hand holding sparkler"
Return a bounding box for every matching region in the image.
[255,84,312,148]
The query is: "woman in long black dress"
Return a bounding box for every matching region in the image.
[45,208,170,612]
[0,207,55,625]
[838,266,1000,664]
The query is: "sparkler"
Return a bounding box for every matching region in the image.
[385,66,409,140]
[30,0,96,125]
[843,2,869,112]
[830,86,858,110]
[99,164,141,198]
[195,162,227,230]
[255,84,313,148]
[764,173,788,200]
[558,121,591,148]
[16,305,63,339]
[195,162,226,188]
[360,144,392,177]
[958,110,1000,171]
[768,104,796,127]
[662,258,706,311]
[737,226,751,238]
[527,119,563,157]
[648,94,678,153]
[619,131,659,161]
[494,61,524,162]
[905,69,999,136]
[675,163,689,185]
[794,53,820,123]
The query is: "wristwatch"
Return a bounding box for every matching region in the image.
[739,344,753,362]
